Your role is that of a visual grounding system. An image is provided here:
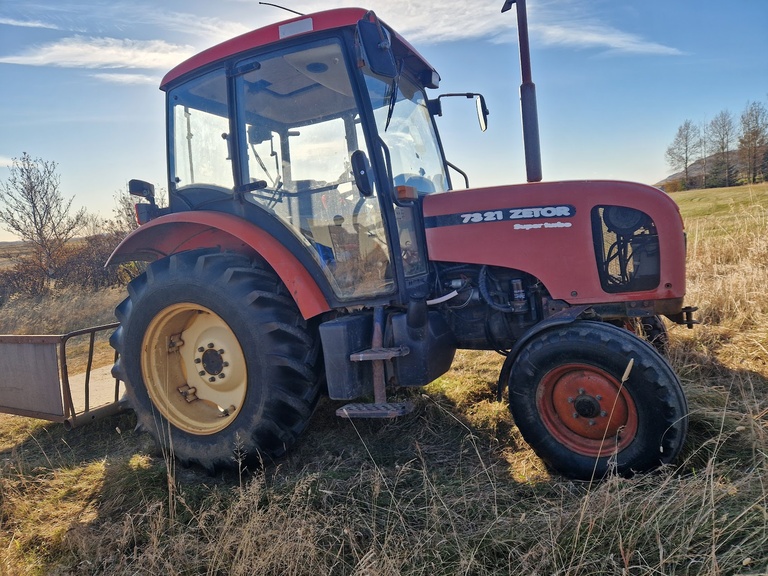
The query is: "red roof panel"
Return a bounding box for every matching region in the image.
[162,8,364,89]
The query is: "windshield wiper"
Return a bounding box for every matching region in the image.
[384,63,402,131]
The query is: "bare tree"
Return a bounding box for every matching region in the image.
[697,121,710,188]
[0,153,87,279]
[738,101,768,184]
[110,188,140,235]
[708,110,736,187]
[666,120,700,189]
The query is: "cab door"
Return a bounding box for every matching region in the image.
[232,38,397,301]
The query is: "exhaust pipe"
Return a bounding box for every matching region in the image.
[502,0,542,183]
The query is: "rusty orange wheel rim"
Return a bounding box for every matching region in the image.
[536,363,637,457]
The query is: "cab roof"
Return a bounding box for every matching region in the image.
[160,7,437,90]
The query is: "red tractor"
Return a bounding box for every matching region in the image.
[108,2,694,480]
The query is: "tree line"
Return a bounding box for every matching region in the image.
[0,153,147,304]
[665,99,768,191]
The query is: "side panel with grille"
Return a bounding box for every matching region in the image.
[592,206,660,293]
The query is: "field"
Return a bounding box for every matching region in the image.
[0,241,33,271]
[0,184,766,575]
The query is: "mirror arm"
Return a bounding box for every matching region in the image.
[446,161,470,189]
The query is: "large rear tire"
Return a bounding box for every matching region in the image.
[110,250,321,471]
[508,321,687,480]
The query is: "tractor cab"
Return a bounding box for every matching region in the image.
[159,9,447,305]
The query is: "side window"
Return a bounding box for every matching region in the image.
[169,69,234,191]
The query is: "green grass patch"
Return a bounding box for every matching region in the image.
[672,182,768,227]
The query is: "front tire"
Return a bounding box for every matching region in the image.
[111,250,321,471]
[508,321,687,480]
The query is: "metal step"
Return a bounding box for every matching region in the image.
[349,346,409,362]
[336,401,414,419]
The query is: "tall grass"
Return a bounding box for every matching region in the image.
[0,184,766,575]
[0,287,123,335]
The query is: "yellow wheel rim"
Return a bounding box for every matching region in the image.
[141,303,248,435]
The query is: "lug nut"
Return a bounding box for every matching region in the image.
[209,376,216,383]
[588,419,596,426]
[600,410,607,417]
[207,342,215,348]
[199,371,205,376]
[198,347,205,353]
[218,373,226,379]
[572,412,579,419]
[194,358,201,364]
[218,349,225,354]
[567,397,574,404]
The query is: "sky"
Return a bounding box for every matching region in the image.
[0,0,766,242]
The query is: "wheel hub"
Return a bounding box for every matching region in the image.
[141,303,248,435]
[200,346,226,376]
[573,394,601,419]
[537,363,638,457]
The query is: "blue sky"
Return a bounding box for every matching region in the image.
[0,0,766,242]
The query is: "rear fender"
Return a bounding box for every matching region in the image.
[107,212,330,319]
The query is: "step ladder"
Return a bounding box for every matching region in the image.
[336,307,413,419]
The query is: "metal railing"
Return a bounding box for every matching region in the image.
[0,322,126,428]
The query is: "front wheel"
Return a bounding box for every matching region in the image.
[110,250,321,472]
[508,321,687,480]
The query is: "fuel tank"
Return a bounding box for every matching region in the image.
[422,180,686,309]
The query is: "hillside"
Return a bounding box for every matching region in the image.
[654,151,747,189]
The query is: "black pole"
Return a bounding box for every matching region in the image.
[502,0,542,182]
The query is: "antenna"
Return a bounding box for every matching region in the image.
[258,2,304,16]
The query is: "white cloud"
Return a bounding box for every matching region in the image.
[89,72,160,85]
[0,156,13,168]
[533,23,684,56]
[285,0,504,44]
[0,36,195,70]
[0,0,682,81]
[287,0,682,55]
[0,17,61,30]
[144,11,251,44]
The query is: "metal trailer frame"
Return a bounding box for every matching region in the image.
[0,323,125,429]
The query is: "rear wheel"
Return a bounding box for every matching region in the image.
[111,250,321,471]
[508,321,687,480]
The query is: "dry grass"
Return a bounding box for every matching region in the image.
[0,184,766,575]
[0,241,33,271]
[0,287,123,335]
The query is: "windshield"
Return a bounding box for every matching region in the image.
[364,73,448,196]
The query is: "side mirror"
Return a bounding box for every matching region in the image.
[350,150,373,197]
[356,13,397,78]
[432,93,490,131]
[128,179,156,204]
[475,94,489,132]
